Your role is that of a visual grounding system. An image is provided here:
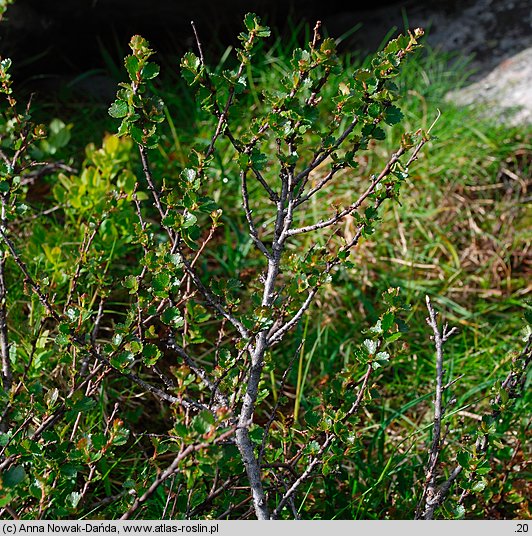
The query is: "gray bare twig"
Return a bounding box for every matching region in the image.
[180,253,250,340]
[416,296,458,520]
[138,146,175,242]
[0,212,11,415]
[166,334,230,411]
[190,20,246,160]
[289,147,408,235]
[241,170,271,260]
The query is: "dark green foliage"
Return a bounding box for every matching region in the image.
[109,35,165,148]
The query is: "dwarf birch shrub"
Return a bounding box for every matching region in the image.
[105,17,429,518]
[0,15,428,519]
[5,15,526,520]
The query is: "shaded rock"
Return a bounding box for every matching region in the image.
[445,47,532,125]
[325,0,532,80]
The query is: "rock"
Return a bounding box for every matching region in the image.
[324,0,532,126]
[445,47,532,125]
[325,0,532,80]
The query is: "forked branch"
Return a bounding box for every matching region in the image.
[416,296,458,520]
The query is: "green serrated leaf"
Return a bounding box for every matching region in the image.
[306,440,320,455]
[381,311,395,332]
[243,13,258,31]
[182,212,198,229]
[363,339,377,355]
[108,99,128,119]
[129,124,143,144]
[123,275,139,294]
[304,410,321,428]
[151,272,171,294]
[369,320,383,335]
[110,350,134,370]
[454,504,465,519]
[181,52,201,84]
[67,491,82,509]
[384,105,404,126]
[142,343,162,366]
[371,127,386,140]
[368,102,381,118]
[457,450,470,468]
[506,491,525,504]
[161,306,184,327]
[218,348,235,369]
[129,340,143,354]
[0,432,10,447]
[375,351,389,363]
[125,55,139,79]
[0,494,13,508]
[192,410,215,436]
[69,396,97,413]
[142,62,160,80]
[130,35,152,56]
[111,423,130,446]
[44,387,59,409]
